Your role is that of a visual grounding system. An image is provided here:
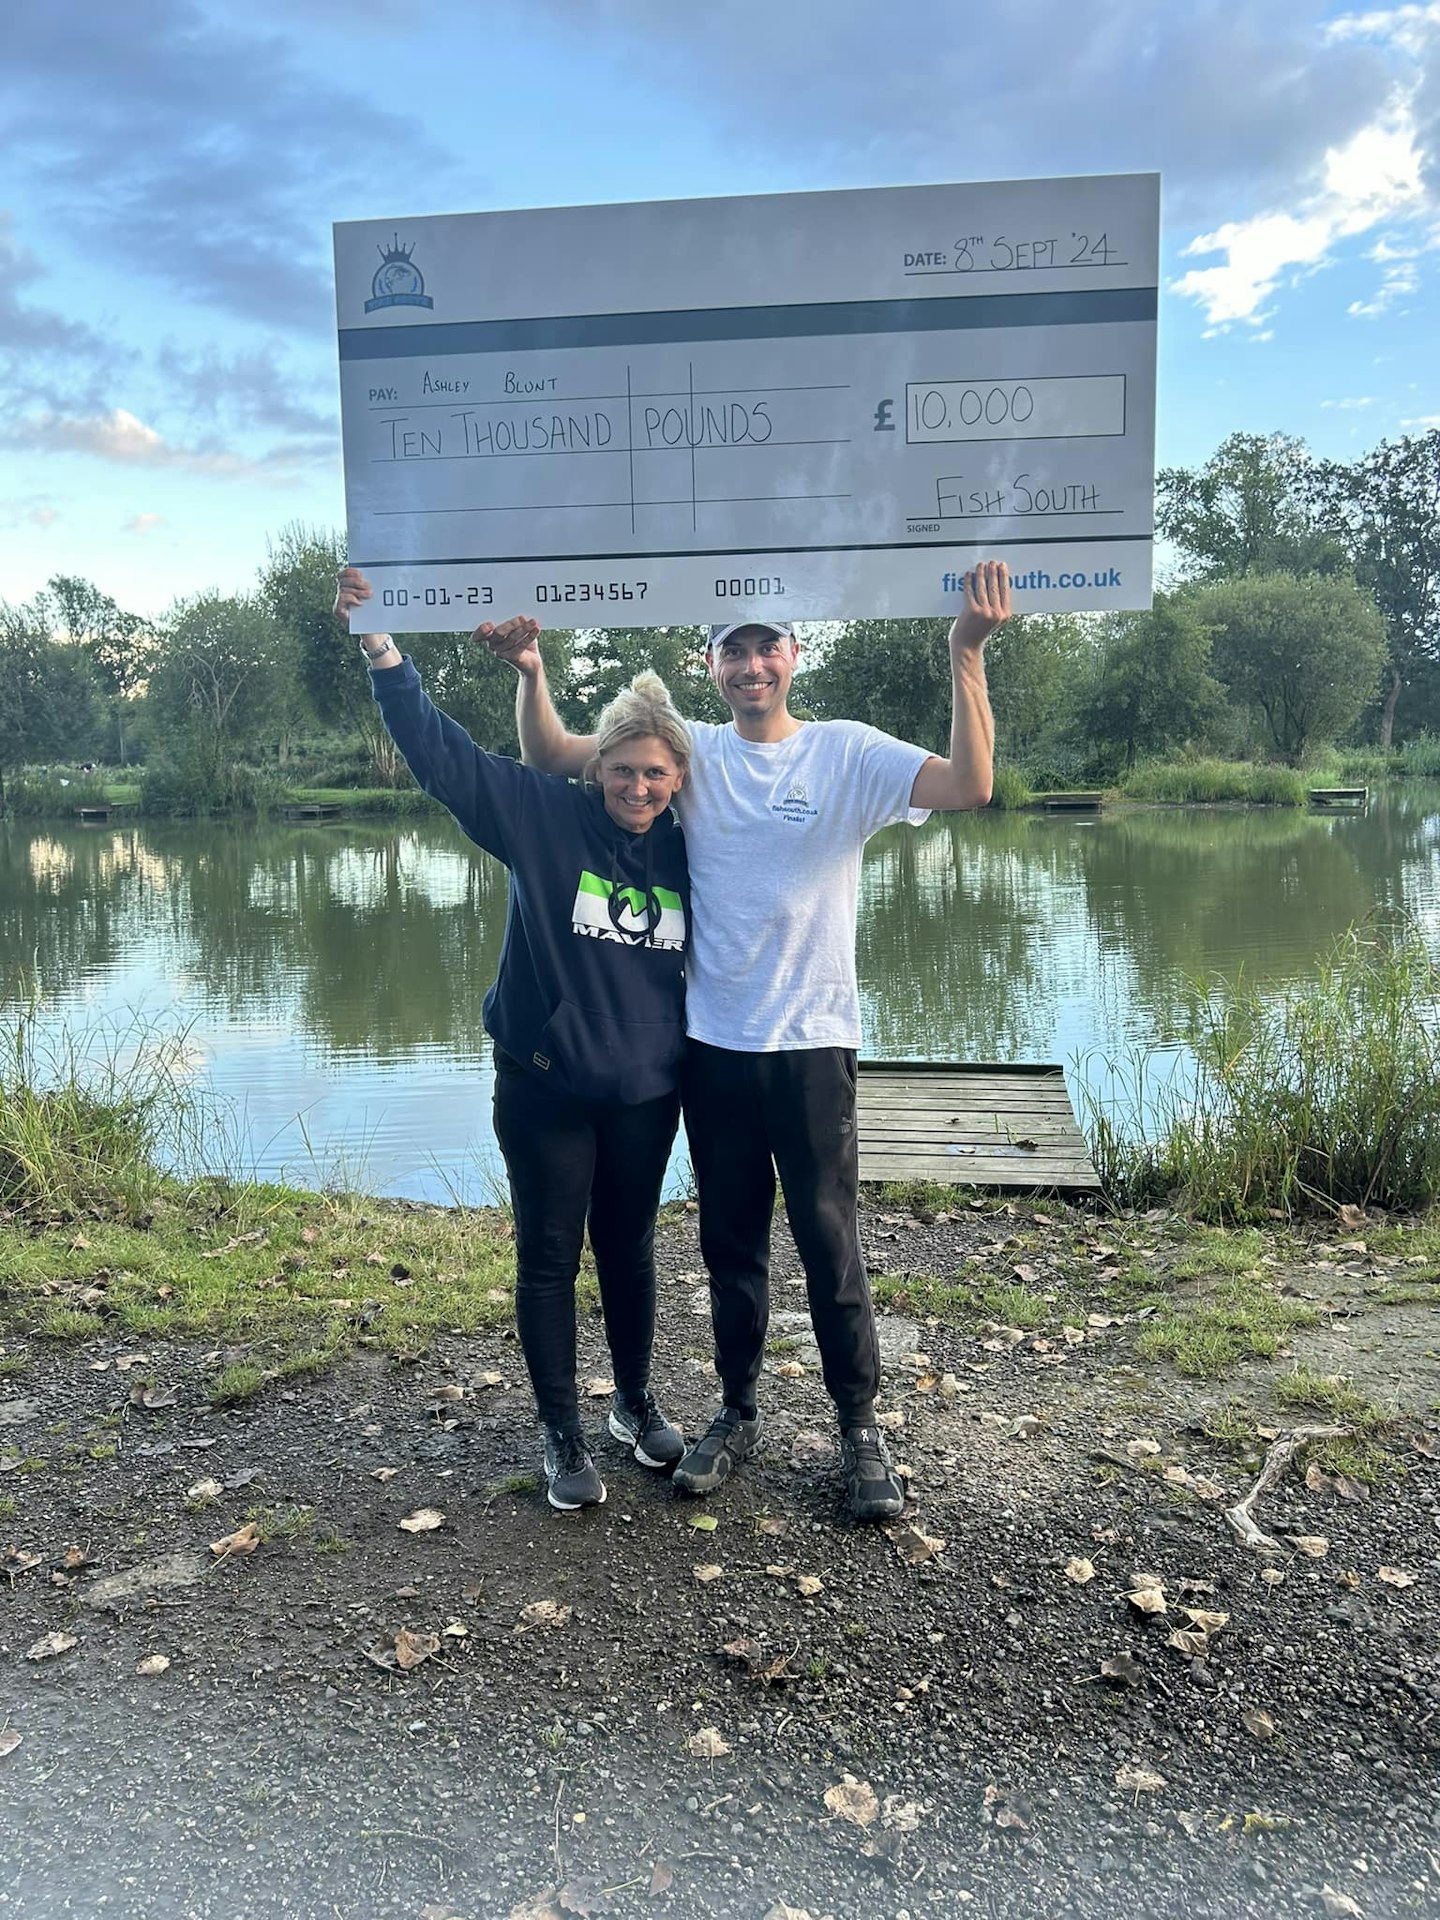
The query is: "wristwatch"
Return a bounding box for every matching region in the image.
[358,635,395,661]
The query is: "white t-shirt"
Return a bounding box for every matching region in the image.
[677,720,931,1051]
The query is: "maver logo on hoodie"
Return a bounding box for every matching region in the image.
[571,871,685,951]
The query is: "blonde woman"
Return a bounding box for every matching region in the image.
[334,570,691,1512]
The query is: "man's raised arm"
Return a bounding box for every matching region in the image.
[479,618,594,775]
[909,559,1010,811]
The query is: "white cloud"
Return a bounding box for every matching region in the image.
[1401,412,1440,426]
[1349,259,1421,312]
[1321,395,1379,407]
[122,512,166,535]
[1171,114,1426,325]
[5,407,287,478]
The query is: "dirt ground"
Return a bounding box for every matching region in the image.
[1,1196,1437,1920]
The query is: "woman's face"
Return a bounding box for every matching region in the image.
[596,733,686,832]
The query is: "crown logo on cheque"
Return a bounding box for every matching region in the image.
[365,235,434,313]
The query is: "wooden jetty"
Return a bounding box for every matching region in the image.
[1308,786,1368,811]
[856,1060,1101,1192]
[1037,791,1106,812]
[281,801,345,822]
[75,805,112,825]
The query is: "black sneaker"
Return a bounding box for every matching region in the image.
[608,1390,684,1470]
[542,1427,606,1511]
[672,1407,761,1495]
[841,1425,905,1522]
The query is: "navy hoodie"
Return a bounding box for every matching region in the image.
[372,657,688,1105]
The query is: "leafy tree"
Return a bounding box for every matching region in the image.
[1077,596,1224,771]
[800,618,957,751]
[46,573,153,764]
[1196,572,1386,765]
[559,625,723,726]
[0,597,104,813]
[1158,432,1344,580]
[1307,430,1440,748]
[257,523,407,780]
[985,613,1092,763]
[147,593,291,787]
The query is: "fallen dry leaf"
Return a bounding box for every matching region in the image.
[397,1507,445,1533]
[1098,1653,1144,1687]
[187,1478,222,1500]
[981,1782,1033,1831]
[1115,1764,1166,1796]
[874,1408,903,1428]
[1126,1437,1162,1460]
[884,1523,944,1565]
[584,1377,615,1398]
[1288,1534,1330,1559]
[1127,1582,1168,1616]
[823,1773,879,1828]
[515,1600,572,1632]
[1335,1203,1366,1229]
[688,1513,719,1533]
[1065,1557,1095,1585]
[135,1654,171,1676]
[649,1862,674,1896]
[130,1384,180,1411]
[1376,1565,1418,1589]
[1242,1707,1277,1740]
[1166,1628,1212,1658]
[692,1563,724,1584]
[394,1628,441,1670]
[1260,1567,1286,1589]
[755,1517,788,1538]
[25,1632,78,1661]
[209,1523,260,1558]
[370,1466,400,1482]
[881,1794,926,1833]
[0,1731,20,1758]
[429,1384,465,1403]
[200,1229,268,1259]
[686,1726,731,1759]
[795,1574,823,1597]
[1183,1608,1229,1633]
[474,1370,505,1388]
[1009,1415,1042,1440]
[1320,1890,1363,1918]
[775,1362,805,1380]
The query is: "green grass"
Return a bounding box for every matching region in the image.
[1084,919,1440,1220]
[1169,1227,1268,1279]
[1121,758,1308,806]
[1273,1367,1395,1431]
[1132,1272,1320,1380]
[871,1269,1054,1328]
[988,765,1035,810]
[246,1503,316,1543]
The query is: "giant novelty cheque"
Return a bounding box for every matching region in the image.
[334,173,1158,631]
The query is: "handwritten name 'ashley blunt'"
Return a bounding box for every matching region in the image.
[380,399,778,461]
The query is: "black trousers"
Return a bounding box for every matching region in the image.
[492,1047,680,1433]
[681,1041,879,1429]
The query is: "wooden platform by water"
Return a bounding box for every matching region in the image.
[1036,790,1107,812]
[857,1060,1101,1191]
[282,802,345,822]
[1308,786,1368,810]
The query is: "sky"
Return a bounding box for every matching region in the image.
[3,0,1438,621]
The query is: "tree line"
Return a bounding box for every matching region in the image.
[1,426,1436,813]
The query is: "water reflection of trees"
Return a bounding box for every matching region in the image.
[855,794,1440,1064]
[0,819,510,1062]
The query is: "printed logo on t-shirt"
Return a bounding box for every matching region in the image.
[571,870,685,950]
[773,779,818,823]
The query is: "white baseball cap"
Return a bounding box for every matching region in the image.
[707,619,796,647]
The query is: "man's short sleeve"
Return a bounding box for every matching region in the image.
[854,725,933,838]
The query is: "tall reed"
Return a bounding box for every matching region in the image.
[1083,919,1440,1219]
[0,996,216,1218]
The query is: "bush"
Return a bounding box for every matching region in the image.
[141,751,278,817]
[988,765,1034,810]
[1083,919,1440,1219]
[3,770,111,818]
[1121,758,1307,806]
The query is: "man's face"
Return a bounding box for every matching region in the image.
[706,626,799,721]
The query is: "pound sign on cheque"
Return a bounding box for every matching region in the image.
[873,398,895,432]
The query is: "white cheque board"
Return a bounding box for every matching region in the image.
[334,174,1158,631]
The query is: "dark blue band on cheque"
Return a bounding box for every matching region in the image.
[339,287,1157,361]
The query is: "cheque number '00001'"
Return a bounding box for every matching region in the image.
[715,578,786,597]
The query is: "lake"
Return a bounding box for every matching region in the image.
[4,787,1438,1201]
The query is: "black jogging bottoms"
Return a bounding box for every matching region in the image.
[680,1040,879,1428]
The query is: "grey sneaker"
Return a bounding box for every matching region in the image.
[672,1407,761,1495]
[543,1427,607,1511]
[842,1425,905,1522]
[608,1390,684,1470]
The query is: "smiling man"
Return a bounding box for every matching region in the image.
[488,561,1011,1520]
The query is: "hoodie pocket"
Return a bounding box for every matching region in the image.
[536,998,683,1106]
